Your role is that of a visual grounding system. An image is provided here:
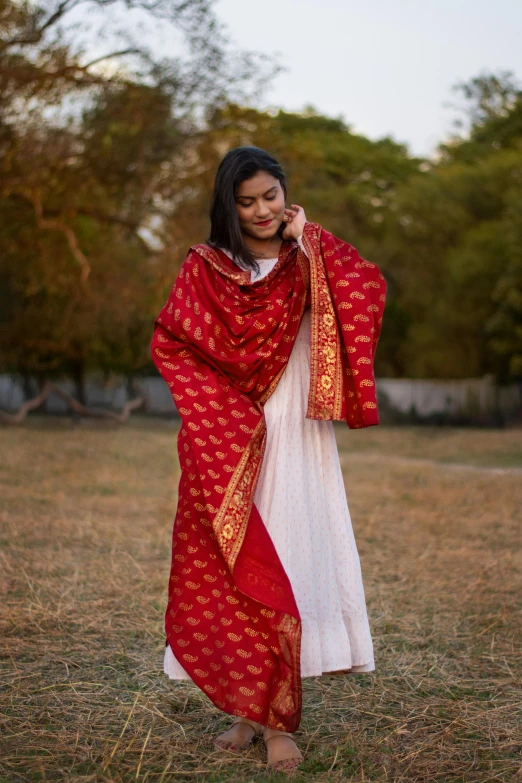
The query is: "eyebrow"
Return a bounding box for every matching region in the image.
[236,186,277,200]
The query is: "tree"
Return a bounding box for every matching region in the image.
[0,0,274,392]
[486,193,522,380]
[381,72,522,380]
[441,71,522,162]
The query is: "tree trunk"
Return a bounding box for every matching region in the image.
[72,360,87,406]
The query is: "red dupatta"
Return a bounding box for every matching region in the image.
[151,222,386,731]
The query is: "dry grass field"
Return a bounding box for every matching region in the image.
[1,419,521,782]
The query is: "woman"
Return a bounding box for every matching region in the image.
[151,146,386,772]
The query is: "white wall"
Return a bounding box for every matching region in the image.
[1,374,520,421]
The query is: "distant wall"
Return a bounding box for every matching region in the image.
[376,375,521,424]
[0,375,177,416]
[0,373,520,425]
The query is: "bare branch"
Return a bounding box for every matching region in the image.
[72,48,141,72]
[0,380,53,424]
[29,191,91,287]
[0,380,146,425]
[0,0,82,50]
[45,208,140,231]
[0,49,140,89]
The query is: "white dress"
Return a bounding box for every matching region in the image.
[164,246,375,680]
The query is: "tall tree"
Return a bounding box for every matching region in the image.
[382,72,522,380]
[0,0,274,387]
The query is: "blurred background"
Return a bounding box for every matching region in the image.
[1,3,522,782]
[1,0,522,425]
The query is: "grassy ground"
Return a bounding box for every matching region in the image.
[1,419,521,782]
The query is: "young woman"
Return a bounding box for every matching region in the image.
[151,147,386,773]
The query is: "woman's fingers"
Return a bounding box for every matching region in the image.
[284,206,301,222]
[283,205,306,235]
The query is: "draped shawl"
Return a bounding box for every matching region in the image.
[151,222,386,731]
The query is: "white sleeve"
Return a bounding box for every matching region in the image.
[297,234,308,257]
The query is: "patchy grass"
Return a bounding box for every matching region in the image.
[1,420,521,782]
[335,424,522,469]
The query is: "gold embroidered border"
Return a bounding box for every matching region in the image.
[267,613,302,730]
[258,364,287,407]
[194,244,251,285]
[210,411,303,731]
[297,244,311,290]
[212,416,266,571]
[302,224,344,420]
[193,242,297,287]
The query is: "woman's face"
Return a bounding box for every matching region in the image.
[235,171,286,240]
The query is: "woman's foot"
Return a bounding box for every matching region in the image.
[215,718,262,751]
[264,727,303,773]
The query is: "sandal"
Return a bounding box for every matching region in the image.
[215,717,263,752]
[264,727,303,773]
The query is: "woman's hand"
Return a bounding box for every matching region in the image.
[282,204,307,240]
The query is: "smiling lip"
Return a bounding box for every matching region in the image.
[255,218,273,226]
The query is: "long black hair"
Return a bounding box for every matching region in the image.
[207,146,287,274]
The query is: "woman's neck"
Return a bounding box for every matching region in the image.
[243,234,283,259]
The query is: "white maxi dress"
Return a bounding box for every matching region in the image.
[164,243,375,680]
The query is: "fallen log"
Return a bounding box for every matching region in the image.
[0,380,146,425]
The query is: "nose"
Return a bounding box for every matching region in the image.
[254,200,271,219]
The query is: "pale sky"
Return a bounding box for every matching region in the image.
[216,0,522,156]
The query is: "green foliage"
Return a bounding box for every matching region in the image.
[1,6,521,390]
[382,105,522,379]
[486,193,522,379]
[441,72,522,163]
[0,0,272,382]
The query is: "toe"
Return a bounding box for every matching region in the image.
[215,721,258,752]
[273,758,300,771]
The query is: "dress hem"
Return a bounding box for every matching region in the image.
[163,643,375,681]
